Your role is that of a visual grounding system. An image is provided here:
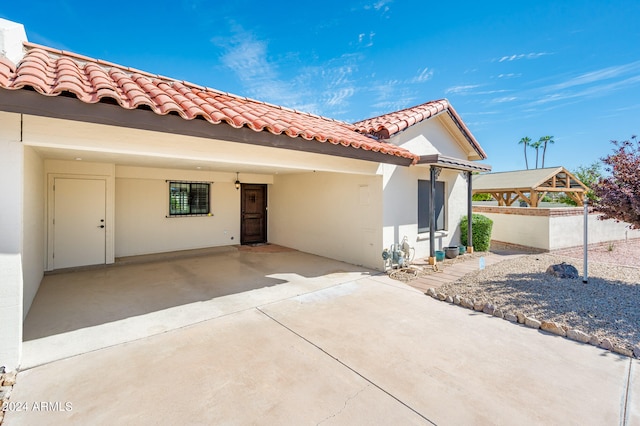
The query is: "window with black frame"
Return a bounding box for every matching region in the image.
[169,181,210,216]
[418,180,445,232]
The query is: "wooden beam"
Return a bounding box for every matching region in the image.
[530,191,539,207]
[514,190,531,206]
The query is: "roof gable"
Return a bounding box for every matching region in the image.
[353,99,487,160]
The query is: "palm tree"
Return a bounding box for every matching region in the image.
[518,137,531,169]
[539,135,555,168]
[531,139,543,168]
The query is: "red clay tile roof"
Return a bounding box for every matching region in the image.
[353,99,487,159]
[0,42,419,163]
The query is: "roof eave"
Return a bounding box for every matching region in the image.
[418,154,492,172]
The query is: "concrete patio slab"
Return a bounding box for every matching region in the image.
[7,250,637,425]
[260,279,634,425]
[21,249,376,369]
[7,309,425,425]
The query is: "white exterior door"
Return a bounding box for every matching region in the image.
[53,178,106,269]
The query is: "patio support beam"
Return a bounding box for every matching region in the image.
[428,166,437,264]
[467,171,473,253]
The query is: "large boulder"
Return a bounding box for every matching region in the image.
[546,262,579,279]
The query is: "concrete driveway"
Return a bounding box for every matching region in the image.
[6,248,639,425]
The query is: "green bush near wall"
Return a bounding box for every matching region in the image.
[460,214,493,252]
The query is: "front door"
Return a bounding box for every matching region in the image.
[241,184,267,244]
[53,178,106,269]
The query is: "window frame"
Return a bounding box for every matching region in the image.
[418,179,446,233]
[167,180,211,217]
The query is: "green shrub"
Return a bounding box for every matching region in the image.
[460,214,493,252]
[472,192,493,201]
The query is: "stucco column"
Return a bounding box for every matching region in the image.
[0,134,25,372]
[467,170,474,253]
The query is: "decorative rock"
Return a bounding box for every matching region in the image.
[445,295,453,303]
[525,317,542,329]
[540,321,566,337]
[0,386,11,400]
[483,303,496,315]
[493,308,504,319]
[546,262,579,279]
[425,288,436,298]
[599,338,613,350]
[2,371,16,387]
[461,298,474,309]
[453,295,461,305]
[473,300,485,311]
[613,346,633,357]
[505,313,518,322]
[633,344,640,358]
[516,312,526,324]
[436,292,447,301]
[567,329,591,343]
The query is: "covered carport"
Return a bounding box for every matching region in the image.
[22,246,376,368]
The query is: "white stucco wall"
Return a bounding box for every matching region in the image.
[22,146,44,318]
[114,166,268,256]
[477,210,550,250]
[382,165,470,259]
[391,116,469,158]
[473,206,640,250]
[0,112,24,371]
[269,171,383,270]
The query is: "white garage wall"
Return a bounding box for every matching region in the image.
[114,167,266,257]
[269,172,383,270]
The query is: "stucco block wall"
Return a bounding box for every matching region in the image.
[383,166,469,259]
[473,206,640,250]
[115,166,254,257]
[269,172,383,270]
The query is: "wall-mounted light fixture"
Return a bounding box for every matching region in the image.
[235,172,240,190]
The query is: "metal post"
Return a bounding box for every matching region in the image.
[429,166,436,264]
[467,170,473,253]
[583,198,588,283]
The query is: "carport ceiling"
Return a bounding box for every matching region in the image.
[30,145,312,175]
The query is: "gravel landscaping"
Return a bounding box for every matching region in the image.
[435,241,640,354]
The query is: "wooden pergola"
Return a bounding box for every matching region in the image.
[472,167,589,207]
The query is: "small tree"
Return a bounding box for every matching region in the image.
[531,139,542,168]
[592,136,640,229]
[518,136,531,169]
[539,135,555,168]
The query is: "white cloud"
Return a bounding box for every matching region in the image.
[548,61,640,91]
[358,31,376,47]
[412,67,433,83]
[492,96,518,103]
[445,84,481,94]
[364,0,392,13]
[326,88,355,107]
[496,52,550,62]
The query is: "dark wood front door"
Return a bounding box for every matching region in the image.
[241,184,267,244]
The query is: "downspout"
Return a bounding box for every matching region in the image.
[429,166,437,264]
[467,170,473,253]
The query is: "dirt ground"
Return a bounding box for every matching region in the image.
[554,238,640,269]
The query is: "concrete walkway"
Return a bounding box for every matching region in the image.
[5,251,639,425]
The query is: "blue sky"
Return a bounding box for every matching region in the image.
[2,1,640,172]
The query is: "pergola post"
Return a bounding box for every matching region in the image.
[467,170,474,253]
[428,166,437,264]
